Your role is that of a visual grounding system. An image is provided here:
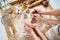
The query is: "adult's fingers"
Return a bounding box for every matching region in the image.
[31,9,39,14]
[33,14,41,18]
[35,9,46,14]
[35,9,41,13]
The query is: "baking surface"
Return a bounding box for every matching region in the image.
[12,5,57,40]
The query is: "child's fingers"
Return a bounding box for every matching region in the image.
[24,26,29,31]
[24,24,41,40]
[29,24,36,28]
[24,25,32,32]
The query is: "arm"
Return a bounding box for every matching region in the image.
[24,23,47,40]
[34,27,47,40]
[35,9,60,16]
[34,14,60,25]
[30,29,41,40]
[41,17,60,25]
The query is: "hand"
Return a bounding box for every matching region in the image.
[24,23,47,40]
[33,14,43,21]
[31,9,44,21]
[24,24,41,40]
[32,9,41,14]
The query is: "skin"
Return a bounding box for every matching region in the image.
[32,9,60,25]
[34,9,60,16]
[24,24,47,40]
[24,9,60,40]
[34,14,60,25]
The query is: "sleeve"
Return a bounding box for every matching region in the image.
[45,24,60,40]
[58,25,60,35]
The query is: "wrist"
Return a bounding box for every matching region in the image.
[39,11,50,15]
